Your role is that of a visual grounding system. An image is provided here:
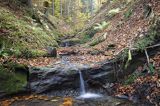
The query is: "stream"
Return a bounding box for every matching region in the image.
[1,44,158,106]
[0,42,143,106]
[7,54,135,106]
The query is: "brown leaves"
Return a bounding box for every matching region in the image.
[0,57,59,67]
[115,85,135,95]
[114,74,160,105]
[60,97,73,106]
[0,100,12,106]
[0,95,52,106]
[0,95,73,106]
[152,54,160,70]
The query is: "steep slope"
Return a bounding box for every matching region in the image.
[58,0,160,64]
[0,0,67,96]
[0,0,65,58]
[91,0,160,57]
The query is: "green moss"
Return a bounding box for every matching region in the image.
[89,36,106,46]
[80,27,98,44]
[0,65,27,93]
[135,20,160,50]
[124,8,133,19]
[123,73,137,85]
[80,34,92,44]
[0,7,58,57]
[16,48,48,58]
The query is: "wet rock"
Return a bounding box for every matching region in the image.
[29,63,89,94]
[10,95,135,106]
[75,96,135,106]
[0,63,29,98]
[0,91,6,98]
[29,60,118,95]
[46,47,57,57]
[60,38,80,47]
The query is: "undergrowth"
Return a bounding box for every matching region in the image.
[135,19,160,51]
[0,6,59,58]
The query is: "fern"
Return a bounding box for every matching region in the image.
[108,8,120,14]
[94,21,110,31]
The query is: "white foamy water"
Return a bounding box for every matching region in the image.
[79,71,86,95]
[78,70,103,99]
[77,93,102,99]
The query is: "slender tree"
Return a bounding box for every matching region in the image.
[90,0,94,15]
[51,0,54,16]
[67,0,71,16]
[60,0,63,16]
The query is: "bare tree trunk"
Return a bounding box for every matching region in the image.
[27,0,32,7]
[52,0,54,16]
[64,0,68,17]
[67,0,71,16]
[90,0,94,15]
[86,0,89,13]
[60,0,63,16]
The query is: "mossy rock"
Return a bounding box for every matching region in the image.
[61,38,81,47]
[0,63,28,97]
[0,6,59,58]
[89,36,106,46]
[46,47,57,57]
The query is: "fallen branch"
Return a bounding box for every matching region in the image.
[131,43,160,50]
[114,43,160,59]
[145,49,150,64]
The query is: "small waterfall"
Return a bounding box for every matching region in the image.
[78,71,103,99]
[65,42,69,47]
[79,71,86,95]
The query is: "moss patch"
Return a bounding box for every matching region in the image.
[0,6,59,57]
[0,64,27,93]
[134,19,160,50]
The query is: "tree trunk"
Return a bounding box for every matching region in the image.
[52,0,54,16]
[60,0,63,16]
[27,0,32,7]
[90,0,94,15]
[67,0,71,16]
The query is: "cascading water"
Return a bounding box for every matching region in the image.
[78,71,102,99]
[79,71,86,95]
[65,42,69,47]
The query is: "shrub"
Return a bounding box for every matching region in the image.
[94,21,110,31]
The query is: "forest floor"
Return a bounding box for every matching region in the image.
[0,45,160,106]
[0,0,160,106]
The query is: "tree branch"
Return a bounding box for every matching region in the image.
[145,49,150,64]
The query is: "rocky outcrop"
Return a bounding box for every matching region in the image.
[29,60,118,95]
[29,45,160,96]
